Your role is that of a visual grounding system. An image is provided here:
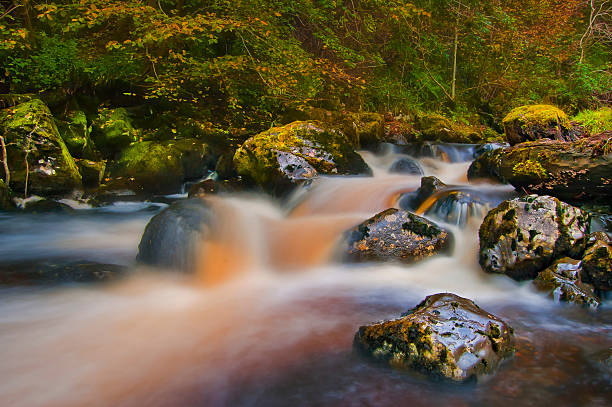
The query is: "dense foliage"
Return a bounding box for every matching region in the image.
[1,0,610,131]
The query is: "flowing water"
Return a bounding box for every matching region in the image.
[0,144,610,407]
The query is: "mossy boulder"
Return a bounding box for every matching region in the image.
[479,195,589,280]
[342,112,385,146]
[0,99,82,195]
[581,237,612,291]
[0,179,14,210]
[502,105,573,146]
[344,208,453,264]
[75,159,105,188]
[233,121,371,195]
[57,110,96,159]
[91,108,137,157]
[105,139,216,194]
[533,257,600,308]
[468,135,612,203]
[137,199,212,272]
[354,293,514,382]
[415,113,503,144]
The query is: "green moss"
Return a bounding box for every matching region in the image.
[573,108,612,135]
[503,105,570,128]
[512,160,548,179]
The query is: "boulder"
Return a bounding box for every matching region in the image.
[389,157,423,175]
[533,258,600,308]
[0,99,82,195]
[342,112,385,146]
[398,176,446,211]
[415,113,503,144]
[502,105,574,145]
[581,235,612,291]
[479,195,589,280]
[0,179,13,210]
[344,208,453,264]
[22,199,74,213]
[75,159,106,188]
[354,293,514,382]
[467,135,612,203]
[105,139,216,194]
[137,199,212,271]
[57,110,96,159]
[91,108,137,157]
[233,121,371,195]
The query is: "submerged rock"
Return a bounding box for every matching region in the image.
[479,195,589,280]
[354,293,514,382]
[137,199,212,271]
[468,135,612,203]
[233,121,370,196]
[344,208,452,264]
[389,157,423,175]
[0,99,82,195]
[581,236,612,291]
[105,139,216,194]
[533,258,600,308]
[0,260,126,285]
[502,105,573,145]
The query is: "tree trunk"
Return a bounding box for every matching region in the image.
[451,15,459,101]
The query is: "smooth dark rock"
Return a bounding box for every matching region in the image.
[398,176,447,211]
[21,199,74,213]
[345,208,452,264]
[354,293,514,382]
[137,199,212,271]
[0,260,126,285]
[479,195,589,280]
[389,157,423,175]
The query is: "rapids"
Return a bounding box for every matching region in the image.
[0,144,610,407]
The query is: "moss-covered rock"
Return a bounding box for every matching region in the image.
[0,179,14,210]
[344,208,453,264]
[75,159,105,188]
[233,121,371,195]
[91,108,137,157]
[105,138,216,194]
[502,105,573,145]
[581,237,612,291]
[0,99,82,195]
[468,135,612,203]
[416,113,501,144]
[533,257,600,308]
[479,195,589,280]
[57,110,97,159]
[354,293,514,382]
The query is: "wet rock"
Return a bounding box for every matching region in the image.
[0,260,126,285]
[105,139,216,194]
[354,293,514,382]
[137,199,212,271]
[422,190,490,228]
[233,121,371,196]
[398,176,446,211]
[581,237,612,291]
[502,105,573,146]
[21,198,74,213]
[389,157,423,175]
[57,110,97,159]
[91,108,137,158]
[344,208,452,264]
[467,135,612,203]
[479,195,589,280]
[75,159,105,188]
[0,99,82,195]
[533,258,600,308]
[188,179,218,198]
[473,142,509,159]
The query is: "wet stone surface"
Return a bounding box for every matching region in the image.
[533,257,600,308]
[354,293,515,382]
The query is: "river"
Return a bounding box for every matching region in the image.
[1,143,610,406]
